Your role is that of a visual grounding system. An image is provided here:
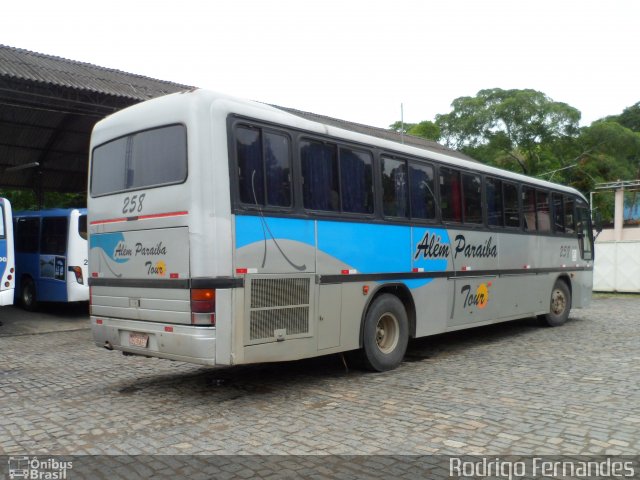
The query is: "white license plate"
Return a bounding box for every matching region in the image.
[129,332,149,348]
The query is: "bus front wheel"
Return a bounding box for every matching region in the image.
[360,294,409,372]
[540,279,571,327]
[21,277,38,311]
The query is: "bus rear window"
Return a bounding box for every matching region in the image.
[78,215,87,240]
[0,205,5,238]
[91,124,187,196]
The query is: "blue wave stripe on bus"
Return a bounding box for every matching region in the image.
[236,216,315,249]
[318,221,411,273]
[90,232,128,263]
[236,216,451,289]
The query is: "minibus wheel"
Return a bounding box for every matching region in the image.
[20,277,38,312]
[360,294,409,371]
[540,279,571,327]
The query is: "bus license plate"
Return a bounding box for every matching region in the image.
[129,332,149,348]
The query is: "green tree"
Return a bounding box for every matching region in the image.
[435,88,581,175]
[606,102,640,132]
[389,120,440,141]
[407,121,440,141]
[388,121,416,134]
[0,189,86,210]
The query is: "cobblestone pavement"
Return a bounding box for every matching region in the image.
[0,296,639,458]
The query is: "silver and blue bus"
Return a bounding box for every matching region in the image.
[0,197,15,306]
[13,209,89,310]
[88,89,594,371]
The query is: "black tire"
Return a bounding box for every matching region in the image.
[540,279,571,327]
[360,294,409,372]
[20,277,38,311]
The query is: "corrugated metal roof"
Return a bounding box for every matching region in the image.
[0,44,191,100]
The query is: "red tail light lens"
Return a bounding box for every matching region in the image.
[190,289,215,313]
[190,289,216,326]
[69,266,84,284]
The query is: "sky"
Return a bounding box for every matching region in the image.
[3,0,639,129]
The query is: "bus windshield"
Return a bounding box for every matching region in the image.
[90,124,187,196]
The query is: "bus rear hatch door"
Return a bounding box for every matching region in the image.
[89,227,191,323]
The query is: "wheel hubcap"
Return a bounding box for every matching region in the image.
[376,313,399,354]
[551,289,566,315]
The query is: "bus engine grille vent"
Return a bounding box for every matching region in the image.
[248,277,311,342]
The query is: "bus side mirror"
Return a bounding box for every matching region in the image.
[594,210,603,240]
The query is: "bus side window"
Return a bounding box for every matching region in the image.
[15,218,39,253]
[462,173,482,224]
[41,217,67,255]
[522,186,537,231]
[340,148,373,214]
[236,126,292,208]
[536,190,551,232]
[301,140,339,212]
[503,182,520,228]
[440,167,462,222]
[381,157,408,218]
[486,177,504,227]
[552,193,564,233]
[408,161,436,220]
[236,126,264,205]
[264,131,292,207]
[564,196,575,234]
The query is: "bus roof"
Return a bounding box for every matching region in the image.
[93,88,587,202]
[13,208,87,218]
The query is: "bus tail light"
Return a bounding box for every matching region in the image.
[69,266,84,284]
[190,289,216,326]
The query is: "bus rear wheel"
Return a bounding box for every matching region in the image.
[540,279,571,327]
[21,277,38,311]
[360,294,409,372]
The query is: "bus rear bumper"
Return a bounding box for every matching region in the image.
[0,289,14,306]
[90,316,217,366]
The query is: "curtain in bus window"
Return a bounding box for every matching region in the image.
[381,157,408,217]
[440,167,462,222]
[264,132,291,207]
[486,178,504,227]
[237,127,264,205]
[536,190,551,232]
[41,217,67,256]
[301,140,339,211]
[462,173,482,224]
[503,183,520,227]
[409,162,436,220]
[564,197,575,234]
[522,187,537,231]
[552,193,565,233]
[340,148,373,214]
